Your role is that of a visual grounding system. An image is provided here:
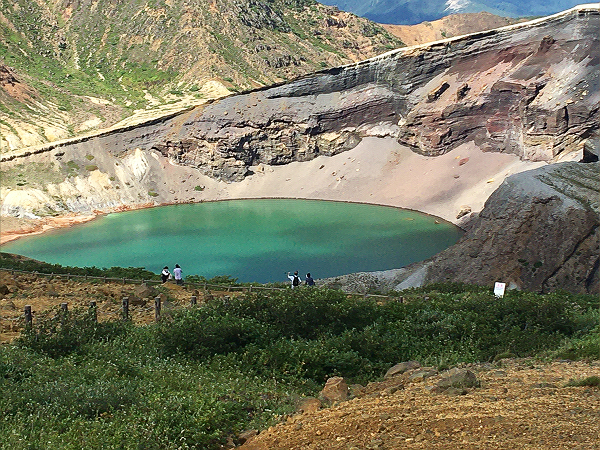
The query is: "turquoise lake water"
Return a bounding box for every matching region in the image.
[1,199,463,283]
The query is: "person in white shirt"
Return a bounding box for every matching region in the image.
[287,271,301,288]
[173,264,183,285]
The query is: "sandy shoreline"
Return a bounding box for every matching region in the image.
[1,138,550,246]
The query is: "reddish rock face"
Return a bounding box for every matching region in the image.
[4,7,596,183]
[151,6,598,180]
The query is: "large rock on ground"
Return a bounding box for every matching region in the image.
[385,361,421,378]
[320,376,349,403]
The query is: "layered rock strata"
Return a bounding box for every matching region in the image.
[2,5,598,187]
[149,5,599,181]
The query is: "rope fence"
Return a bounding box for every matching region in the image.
[3,267,401,328]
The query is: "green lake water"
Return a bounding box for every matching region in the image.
[1,199,463,283]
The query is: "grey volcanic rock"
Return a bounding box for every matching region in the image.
[326,161,599,294]
[6,6,595,184]
[154,6,598,181]
[422,161,599,294]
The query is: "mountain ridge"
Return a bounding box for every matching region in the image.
[318,0,588,24]
[0,0,404,151]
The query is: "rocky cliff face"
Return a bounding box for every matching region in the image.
[0,0,402,151]
[323,161,599,294]
[1,6,597,217]
[143,5,599,181]
[423,161,599,294]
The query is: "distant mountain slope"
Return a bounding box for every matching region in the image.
[381,12,527,46]
[318,0,588,24]
[0,0,403,151]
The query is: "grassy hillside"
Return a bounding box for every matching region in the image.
[0,0,403,151]
[0,273,597,448]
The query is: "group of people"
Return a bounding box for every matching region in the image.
[287,271,315,288]
[160,265,312,288]
[161,264,184,285]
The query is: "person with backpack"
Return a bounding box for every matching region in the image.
[161,266,171,283]
[287,271,301,288]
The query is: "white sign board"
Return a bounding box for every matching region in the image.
[494,282,506,298]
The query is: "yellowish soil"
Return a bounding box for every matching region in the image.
[239,360,600,450]
[0,269,233,343]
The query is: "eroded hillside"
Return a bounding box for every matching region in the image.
[0,0,403,150]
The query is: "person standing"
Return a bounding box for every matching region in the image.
[305,273,315,286]
[173,264,183,285]
[161,266,171,283]
[287,271,301,288]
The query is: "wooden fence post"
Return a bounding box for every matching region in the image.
[24,305,32,327]
[122,297,129,321]
[190,295,197,307]
[89,301,97,322]
[154,296,161,322]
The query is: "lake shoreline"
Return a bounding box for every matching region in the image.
[1,137,545,246]
[1,200,463,282]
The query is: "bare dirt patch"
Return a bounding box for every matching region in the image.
[239,360,600,450]
[0,270,219,343]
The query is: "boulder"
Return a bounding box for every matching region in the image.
[236,429,258,445]
[437,369,480,390]
[384,361,421,378]
[128,295,146,306]
[134,283,156,299]
[409,368,438,382]
[320,376,349,403]
[296,397,322,414]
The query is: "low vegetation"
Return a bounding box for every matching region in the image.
[0,273,597,448]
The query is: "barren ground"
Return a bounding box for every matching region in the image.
[0,269,217,344]
[239,359,600,450]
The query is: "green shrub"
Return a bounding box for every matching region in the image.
[566,376,600,387]
[17,306,131,357]
[0,254,158,280]
[0,281,598,449]
[156,309,275,359]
